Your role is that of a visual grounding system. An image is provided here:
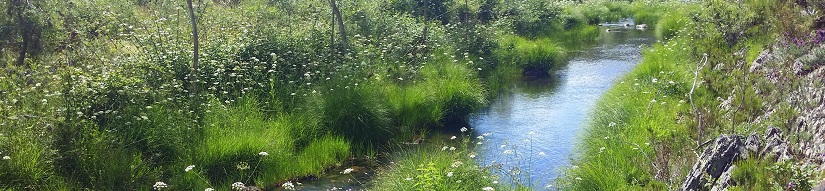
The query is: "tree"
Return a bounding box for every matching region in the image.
[329,0,347,47]
[186,0,199,102]
[5,0,42,69]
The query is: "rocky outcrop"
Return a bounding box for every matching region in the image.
[681,127,791,191]
[681,135,745,191]
[761,127,791,162]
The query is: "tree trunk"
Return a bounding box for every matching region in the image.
[329,0,347,46]
[186,0,200,100]
[17,24,28,68]
[14,0,28,68]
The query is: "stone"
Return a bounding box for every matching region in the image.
[761,127,790,162]
[681,135,745,191]
[745,133,762,154]
[710,165,736,191]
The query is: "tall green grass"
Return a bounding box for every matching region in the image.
[383,52,487,139]
[371,145,503,191]
[561,37,697,190]
[495,35,567,75]
[187,98,350,189]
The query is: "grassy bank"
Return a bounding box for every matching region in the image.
[563,0,825,190]
[0,0,627,189]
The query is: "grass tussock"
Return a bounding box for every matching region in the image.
[371,143,504,191]
[189,98,350,190]
[495,35,567,75]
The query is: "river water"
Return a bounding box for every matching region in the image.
[470,21,656,189]
[296,20,656,190]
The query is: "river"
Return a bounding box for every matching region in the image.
[469,20,656,189]
[297,19,656,190]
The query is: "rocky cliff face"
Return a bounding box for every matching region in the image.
[682,45,825,190]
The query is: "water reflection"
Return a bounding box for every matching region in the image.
[468,21,656,189]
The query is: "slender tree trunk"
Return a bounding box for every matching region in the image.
[14,1,28,68]
[17,25,28,67]
[329,0,347,46]
[186,0,199,101]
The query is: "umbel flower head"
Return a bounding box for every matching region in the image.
[152,182,168,190]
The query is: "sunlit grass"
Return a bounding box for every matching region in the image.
[495,35,567,75]
[561,37,697,190]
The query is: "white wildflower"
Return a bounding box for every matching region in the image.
[231,182,245,190]
[469,154,476,158]
[451,161,463,168]
[153,182,168,190]
[185,165,195,172]
[460,127,468,132]
[405,177,413,181]
[447,172,453,177]
[450,136,457,140]
[205,188,215,191]
[442,146,449,151]
[2,156,9,160]
[342,168,354,174]
[258,151,269,156]
[599,147,606,153]
[449,147,456,151]
[482,186,495,191]
[282,181,296,190]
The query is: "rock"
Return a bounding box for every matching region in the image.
[745,133,762,153]
[761,127,790,162]
[710,165,736,191]
[749,49,771,73]
[813,179,825,191]
[681,135,746,191]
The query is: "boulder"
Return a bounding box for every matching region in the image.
[681,135,746,191]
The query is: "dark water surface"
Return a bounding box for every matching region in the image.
[469,21,656,189]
